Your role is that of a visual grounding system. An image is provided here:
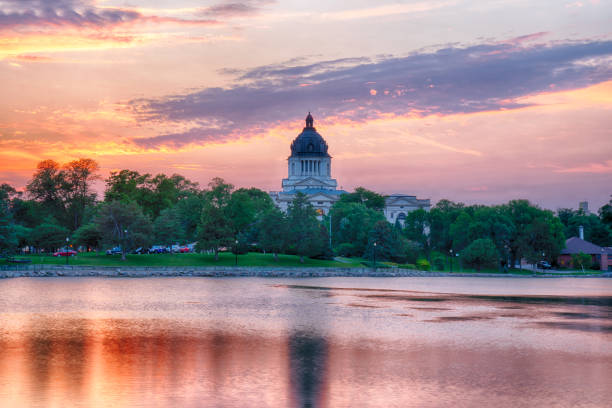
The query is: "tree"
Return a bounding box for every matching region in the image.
[287,192,321,263]
[29,219,70,253]
[62,158,100,230]
[154,208,185,250]
[571,252,592,272]
[0,187,17,255]
[363,220,408,264]
[196,178,234,260]
[329,201,386,256]
[428,199,465,253]
[26,160,66,222]
[94,201,153,260]
[462,238,499,272]
[104,169,200,219]
[73,222,103,251]
[258,207,288,261]
[598,197,612,228]
[337,187,385,210]
[450,211,472,252]
[403,208,429,250]
[173,192,205,242]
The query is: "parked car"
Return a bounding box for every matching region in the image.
[178,246,191,253]
[149,245,169,254]
[53,250,77,257]
[106,247,122,255]
[132,247,147,254]
[536,260,552,269]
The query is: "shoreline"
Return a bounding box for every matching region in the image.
[0,265,609,279]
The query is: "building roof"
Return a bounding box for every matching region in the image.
[289,113,330,158]
[282,188,346,196]
[560,237,604,255]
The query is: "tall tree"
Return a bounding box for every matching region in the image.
[94,201,153,260]
[329,201,386,256]
[258,208,288,260]
[0,187,17,255]
[154,208,185,250]
[196,178,234,260]
[26,160,66,222]
[62,158,100,230]
[287,192,321,263]
[462,238,499,272]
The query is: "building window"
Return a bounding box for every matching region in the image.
[317,201,324,205]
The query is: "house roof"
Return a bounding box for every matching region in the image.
[560,237,604,255]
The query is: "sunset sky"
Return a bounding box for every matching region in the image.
[0,0,611,210]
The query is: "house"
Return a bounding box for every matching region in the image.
[557,227,611,270]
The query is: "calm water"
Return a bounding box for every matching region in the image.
[0,277,611,408]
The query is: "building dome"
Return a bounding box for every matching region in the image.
[289,113,330,157]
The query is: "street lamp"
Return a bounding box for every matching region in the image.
[235,239,239,266]
[450,249,453,273]
[65,237,70,265]
[373,242,377,269]
[123,229,128,260]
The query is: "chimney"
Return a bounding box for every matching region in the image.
[579,225,584,240]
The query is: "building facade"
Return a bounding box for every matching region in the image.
[270,113,431,217]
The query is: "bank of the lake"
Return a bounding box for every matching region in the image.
[0,264,609,279]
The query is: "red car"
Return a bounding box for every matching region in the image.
[53,250,77,257]
[179,247,191,253]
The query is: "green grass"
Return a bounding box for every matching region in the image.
[3,252,363,268]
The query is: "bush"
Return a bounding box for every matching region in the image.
[416,258,430,271]
[336,242,357,257]
[462,238,499,272]
[405,263,417,270]
[432,255,445,271]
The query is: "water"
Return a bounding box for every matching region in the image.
[0,277,610,407]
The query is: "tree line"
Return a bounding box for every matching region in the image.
[1,158,611,269]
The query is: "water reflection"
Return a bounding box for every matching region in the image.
[0,277,610,407]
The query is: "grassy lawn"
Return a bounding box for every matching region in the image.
[2,252,364,268]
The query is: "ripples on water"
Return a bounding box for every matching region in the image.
[0,277,610,407]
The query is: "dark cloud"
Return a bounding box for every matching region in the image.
[0,0,216,30]
[0,0,140,29]
[199,1,275,18]
[128,39,612,149]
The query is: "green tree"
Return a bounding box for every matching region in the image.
[105,170,200,219]
[337,187,385,210]
[428,199,465,253]
[62,158,100,230]
[26,160,66,223]
[72,222,103,251]
[403,208,429,249]
[363,220,407,264]
[329,201,386,256]
[154,208,185,249]
[450,211,472,252]
[571,252,592,272]
[462,238,499,272]
[94,201,153,260]
[258,207,288,261]
[29,219,70,253]
[174,192,205,242]
[287,192,321,263]
[196,178,234,260]
[0,187,17,255]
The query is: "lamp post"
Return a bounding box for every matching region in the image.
[450,249,453,273]
[373,242,377,269]
[457,252,461,273]
[123,229,128,260]
[235,239,238,266]
[65,237,70,265]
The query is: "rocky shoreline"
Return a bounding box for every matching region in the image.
[0,265,610,278]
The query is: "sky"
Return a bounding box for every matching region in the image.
[0,0,611,211]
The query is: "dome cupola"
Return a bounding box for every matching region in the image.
[289,113,330,157]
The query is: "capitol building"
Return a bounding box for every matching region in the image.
[270,113,431,223]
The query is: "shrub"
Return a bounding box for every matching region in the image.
[416,258,430,271]
[336,242,357,257]
[432,255,445,271]
[405,263,417,270]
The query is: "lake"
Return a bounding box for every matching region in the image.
[0,277,610,407]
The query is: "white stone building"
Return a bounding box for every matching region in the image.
[270,113,431,218]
